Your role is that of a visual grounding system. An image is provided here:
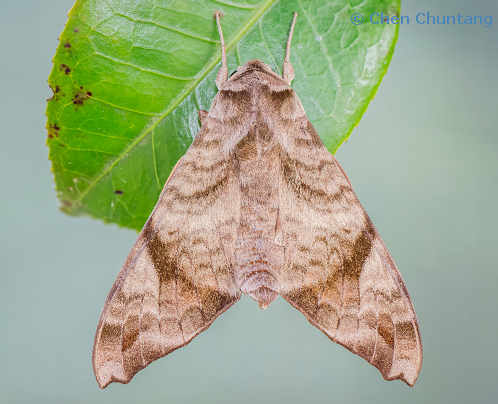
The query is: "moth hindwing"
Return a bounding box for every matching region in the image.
[93,12,422,389]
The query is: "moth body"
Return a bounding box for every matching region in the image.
[222,61,290,309]
[92,13,422,389]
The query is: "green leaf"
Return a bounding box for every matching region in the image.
[46,0,400,231]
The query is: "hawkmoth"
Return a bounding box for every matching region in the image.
[93,12,422,389]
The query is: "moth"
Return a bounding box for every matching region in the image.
[93,12,422,389]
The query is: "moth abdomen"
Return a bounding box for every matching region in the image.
[238,268,279,310]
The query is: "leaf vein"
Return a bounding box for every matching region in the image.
[67,127,132,140]
[91,52,195,81]
[87,97,160,116]
[211,0,260,10]
[113,12,220,44]
[61,145,121,155]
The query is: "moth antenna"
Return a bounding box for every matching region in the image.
[282,12,298,85]
[214,11,228,90]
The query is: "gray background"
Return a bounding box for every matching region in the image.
[0,0,497,403]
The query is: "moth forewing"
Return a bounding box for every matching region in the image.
[93,12,422,389]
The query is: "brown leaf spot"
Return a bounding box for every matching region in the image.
[59,144,65,147]
[48,123,60,138]
[47,85,58,101]
[60,64,71,74]
[114,190,123,195]
[72,91,90,105]
[55,86,60,93]
[64,41,71,48]
[87,91,93,97]
[61,200,71,207]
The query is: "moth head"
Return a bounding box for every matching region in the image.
[228,60,275,81]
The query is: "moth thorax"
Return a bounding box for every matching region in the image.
[240,270,279,310]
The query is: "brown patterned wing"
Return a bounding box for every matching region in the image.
[92,119,241,389]
[276,106,422,386]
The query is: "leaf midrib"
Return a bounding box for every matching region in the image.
[72,0,276,206]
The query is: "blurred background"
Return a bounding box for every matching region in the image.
[0,0,496,403]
